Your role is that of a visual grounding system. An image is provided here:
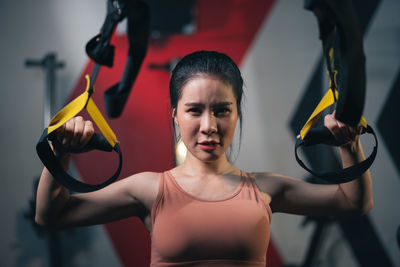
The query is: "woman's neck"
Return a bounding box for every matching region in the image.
[178,153,237,177]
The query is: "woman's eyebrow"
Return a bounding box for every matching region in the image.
[185,102,203,107]
[212,102,233,107]
[184,101,232,107]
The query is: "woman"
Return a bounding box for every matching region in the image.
[35,51,373,267]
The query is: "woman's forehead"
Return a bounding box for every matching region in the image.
[179,75,236,103]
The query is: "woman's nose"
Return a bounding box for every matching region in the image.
[200,112,217,135]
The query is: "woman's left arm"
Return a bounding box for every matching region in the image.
[327,113,373,214]
[256,112,373,216]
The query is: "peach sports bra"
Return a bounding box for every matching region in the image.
[150,171,272,267]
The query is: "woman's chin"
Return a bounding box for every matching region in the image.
[185,146,227,163]
[197,151,223,162]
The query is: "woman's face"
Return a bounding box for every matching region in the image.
[174,74,239,162]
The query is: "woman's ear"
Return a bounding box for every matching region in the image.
[172,108,178,125]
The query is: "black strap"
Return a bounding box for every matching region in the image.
[305,0,366,127]
[295,125,378,183]
[85,0,126,68]
[86,0,150,118]
[36,129,122,193]
[294,0,378,182]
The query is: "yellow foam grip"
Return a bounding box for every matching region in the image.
[47,75,117,147]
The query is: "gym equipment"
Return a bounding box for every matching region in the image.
[295,0,378,183]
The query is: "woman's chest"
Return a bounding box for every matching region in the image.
[151,198,270,262]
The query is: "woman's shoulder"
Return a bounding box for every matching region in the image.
[247,171,289,196]
[246,171,281,180]
[123,171,161,185]
[122,171,163,204]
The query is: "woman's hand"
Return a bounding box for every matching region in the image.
[52,116,95,155]
[324,111,362,147]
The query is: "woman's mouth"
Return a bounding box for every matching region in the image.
[198,141,219,151]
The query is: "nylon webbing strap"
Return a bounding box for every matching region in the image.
[36,74,122,192]
[296,60,377,183]
[295,125,377,183]
[86,0,150,118]
[295,0,379,182]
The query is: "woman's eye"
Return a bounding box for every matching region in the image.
[188,108,201,115]
[214,108,230,116]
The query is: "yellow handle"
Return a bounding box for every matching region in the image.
[47,75,117,147]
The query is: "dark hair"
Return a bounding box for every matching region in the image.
[170,51,243,116]
[169,50,244,160]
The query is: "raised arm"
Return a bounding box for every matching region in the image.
[255,113,373,216]
[326,112,373,214]
[35,116,159,229]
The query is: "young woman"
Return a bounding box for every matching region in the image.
[35,51,373,267]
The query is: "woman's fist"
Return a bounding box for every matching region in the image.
[54,116,95,152]
[324,111,362,147]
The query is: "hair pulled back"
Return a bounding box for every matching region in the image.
[170,50,243,119]
[169,50,244,161]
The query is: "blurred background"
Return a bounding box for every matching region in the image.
[0,0,399,266]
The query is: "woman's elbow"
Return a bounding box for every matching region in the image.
[35,213,52,228]
[359,198,374,215]
[35,213,63,230]
[350,198,374,216]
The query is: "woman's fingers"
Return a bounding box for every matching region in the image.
[324,112,360,146]
[63,118,75,146]
[55,116,94,149]
[80,120,95,147]
[56,124,65,143]
[336,120,351,143]
[71,116,84,147]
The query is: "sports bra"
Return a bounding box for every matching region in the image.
[150,171,272,266]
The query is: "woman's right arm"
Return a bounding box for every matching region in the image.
[35,117,159,229]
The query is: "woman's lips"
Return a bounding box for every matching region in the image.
[198,142,219,151]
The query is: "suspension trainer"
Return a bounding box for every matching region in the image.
[36,0,149,192]
[295,0,378,183]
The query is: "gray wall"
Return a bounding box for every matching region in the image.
[237,1,400,266]
[0,1,120,266]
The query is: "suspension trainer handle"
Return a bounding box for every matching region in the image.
[36,75,122,192]
[295,0,378,182]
